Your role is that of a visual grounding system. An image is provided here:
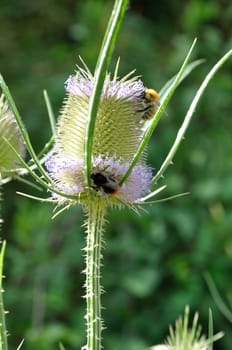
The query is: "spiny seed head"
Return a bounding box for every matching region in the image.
[46,62,157,206]
[0,94,25,178]
[58,67,149,161]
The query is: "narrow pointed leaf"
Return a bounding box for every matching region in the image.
[0,75,52,183]
[159,59,205,98]
[204,272,232,323]
[43,90,56,137]
[120,38,197,186]
[84,0,129,185]
[152,49,232,184]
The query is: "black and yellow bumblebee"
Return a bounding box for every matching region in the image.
[138,88,160,120]
[91,172,119,195]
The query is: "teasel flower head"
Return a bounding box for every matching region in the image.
[46,62,156,207]
[0,93,25,178]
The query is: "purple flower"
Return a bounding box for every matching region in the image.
[46,153,152,204]
[65,72,145,102]
[45,62,159,206]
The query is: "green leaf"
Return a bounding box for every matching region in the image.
[152,48,232,185]
[208,309,214,350]
[204,272,232,323]
[159,59,205,99]
[119,38,197,186]
[43,89,56,137]
[3,137,81,201]
[0,75,52,183]
[84,0,129,186]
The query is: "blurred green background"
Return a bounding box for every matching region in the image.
[1,0,232,349]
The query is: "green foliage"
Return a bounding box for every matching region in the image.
[0,1,232,350]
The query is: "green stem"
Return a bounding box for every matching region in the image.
[0,241,8,350]
[0,185,3,232]
[83,200,106,350]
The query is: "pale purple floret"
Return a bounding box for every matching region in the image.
[65,75,93,98]
[65,74,145,101]
[46,153,152,203]
[92,154,128,177]
[120,164,153,202]
[45,155,84,197]
[92,154,152,202]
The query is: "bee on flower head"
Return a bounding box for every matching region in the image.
[91,172,119,195]
[137,88,160,120]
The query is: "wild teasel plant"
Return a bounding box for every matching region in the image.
[46,64,157,206]
[0,0,231,349]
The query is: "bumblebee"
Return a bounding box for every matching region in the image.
[91,172,119,195]
[137,88,160,120]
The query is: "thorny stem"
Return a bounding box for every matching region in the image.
[83,199,106,350]
[0,185,3,231]
[0,241,8,350]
